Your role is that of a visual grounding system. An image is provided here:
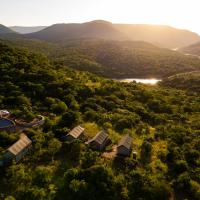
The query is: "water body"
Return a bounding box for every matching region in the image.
[115,78,161,85]
[0,118,14,128]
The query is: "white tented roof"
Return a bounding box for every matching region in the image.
[68,126,84,139]
[7,134,32,156]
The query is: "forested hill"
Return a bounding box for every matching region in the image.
[0,24,15,34]
[160,71,200,92]
[26,21,127,42]
[0,42,200,200]
[114,24,200,49]
[1,21,200,49]
[24,20,200,49]
[57,40,200,78]
[2,39,200,79]
[180,41,200,56]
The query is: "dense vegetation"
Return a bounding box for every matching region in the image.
[0,42,200,200]
[2,39,200,79]
[160,71,200,92]
[180,41,200,56]
[54,40,200,78]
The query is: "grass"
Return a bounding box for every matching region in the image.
[82,122,100,138]
[150,140,168,173]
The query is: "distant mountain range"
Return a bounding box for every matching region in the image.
[26,21,127,42]
[1,20,199,49]
[25,20,200,49]
[9,26,47,34]
[1,20,200,78]
[114,24,200,49]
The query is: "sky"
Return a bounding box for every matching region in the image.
[0,0,200,34]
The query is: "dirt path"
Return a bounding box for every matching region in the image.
[102,145,117,159]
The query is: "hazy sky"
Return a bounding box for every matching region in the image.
[1,0,200,34]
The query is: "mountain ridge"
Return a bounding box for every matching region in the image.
[0,24,16,34]
[1,21,200,49]
[26,21,127,42]
[24,20,200,48]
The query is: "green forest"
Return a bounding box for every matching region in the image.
[0,42,200,200]
[160,71,200,92]
[2,39,200,79]
[180,41,200,56]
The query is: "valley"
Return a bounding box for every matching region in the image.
[0,19,200,200]
[0,40,199,200]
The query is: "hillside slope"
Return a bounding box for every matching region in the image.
[0,42,200,200]
[160,71,200,92]
[49,40,200,78]
[26,20,127,42]
[115,24,200,49]
[2,39,200,79]
[0,24,15,34]
[180,41,200,56]
[25,20,200,48]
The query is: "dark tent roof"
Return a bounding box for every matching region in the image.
[90,131,108,144]
[118,134,133,149]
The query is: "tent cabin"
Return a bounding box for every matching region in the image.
[87,131,110,151]
[64,126,85,141]
[117,134,133,157]
[4,134,32,163]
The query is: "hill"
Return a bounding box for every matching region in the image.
[45,40,200,78]
[0,42,200,200]
[25,20,200,48]
[26,20,127,42]
[0,24,15,34]
[179,41,200,56]
[160,71,200,92]
[115,24,200,49]
[2,39,200,79]
[10,26,47,34]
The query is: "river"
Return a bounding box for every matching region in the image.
[115,78,161,85]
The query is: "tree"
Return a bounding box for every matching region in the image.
[80,149,98,168]
[59,110,81,128]
[7,163,32,197]
[34,166,54,186]
[141,141,152,164]
[173,172,191,192]
[5,196,16,200]
[47,138,62,162]
[51,101,68,114]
